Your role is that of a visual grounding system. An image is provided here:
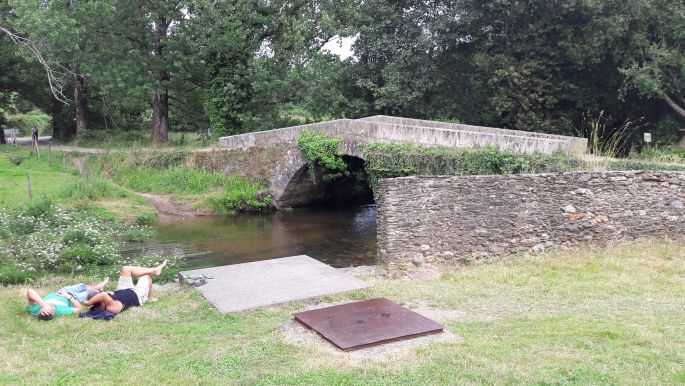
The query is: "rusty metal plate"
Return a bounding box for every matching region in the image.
[293,298,443,351]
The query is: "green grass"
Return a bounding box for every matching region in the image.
[113,167,224,194]
[1,239,684,384]
[88,150,270,212]
[0,147,154,222]
[634,145,685,165]
[0,147,76,208]
[204,176,271,213]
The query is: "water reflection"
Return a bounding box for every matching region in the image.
[121,204,378,268]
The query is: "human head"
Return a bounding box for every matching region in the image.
[36,313,54,321]
[36,303,55,320]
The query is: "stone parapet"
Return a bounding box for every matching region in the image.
[377,171,685,269]
[219,116,587,157]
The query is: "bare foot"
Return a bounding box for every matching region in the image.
[154,260,168,276]
[95,277,110,291]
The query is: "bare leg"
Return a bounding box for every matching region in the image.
[26,289,42,306]
[146,275,158,302]
[119,260,167,278]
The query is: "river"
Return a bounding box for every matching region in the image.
[121,204,378,269]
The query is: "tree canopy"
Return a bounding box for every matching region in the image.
[0,0,683,145]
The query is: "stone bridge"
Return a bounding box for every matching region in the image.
[191,116,587,208]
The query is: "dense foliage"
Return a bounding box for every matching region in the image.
[1,0,684,147]
[296,129,349,182]
[362,143,685,194]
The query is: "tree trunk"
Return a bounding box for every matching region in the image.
[665,94,685,120]
[152,90,169,144]
[0,129,6,145]
[150,17,170,145]
[664,95,685,148]
[51,97,65,139]
[74,72,88,137]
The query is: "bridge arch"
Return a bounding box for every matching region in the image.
[274,152,372,208]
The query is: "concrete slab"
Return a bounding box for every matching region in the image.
[179,255,372,313]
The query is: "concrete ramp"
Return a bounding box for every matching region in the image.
[180,255,372,313]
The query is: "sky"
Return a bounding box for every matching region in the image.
[321,35,356,60]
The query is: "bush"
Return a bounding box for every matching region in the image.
[62,228,95,246]
[651,117,681,146]
[362,144,582,194]
[59,244,99,266]
[5,110,51,136]
[123,228,152,242]
[59,177,129,201]
[0,266,37,285]
[24,198,57,219]
[145,150,187,170]
[135,212,157,226]
[204,176,271,213]
[114,167,224,194]
[297,129,349,182]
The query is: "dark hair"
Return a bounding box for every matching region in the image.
[87,290,100,300]
[36,313,54,321]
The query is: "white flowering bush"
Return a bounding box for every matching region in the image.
[0,200,171,283]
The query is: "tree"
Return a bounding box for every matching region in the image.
[195,0,358,136]
[611,0,685,143]
[88,1,176,143]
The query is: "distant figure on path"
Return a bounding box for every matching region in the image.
[85,261,167,315]
[25,277,109,320]
[31,126,38,142]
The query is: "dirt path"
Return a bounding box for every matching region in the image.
[14,136,104,154]
[137,192,210,222]
[65,152,208,222]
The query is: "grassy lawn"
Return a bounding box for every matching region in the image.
[0,148,74,208]
[1,239,684,384]
[0,147,155,222]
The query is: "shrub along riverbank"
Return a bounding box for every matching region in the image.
[86,149,271,213]
[0,147,175,284]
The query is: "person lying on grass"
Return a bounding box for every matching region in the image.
[84,261,167,315]
[25,277,110,320]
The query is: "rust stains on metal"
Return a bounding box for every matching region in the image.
[294,298,443,351]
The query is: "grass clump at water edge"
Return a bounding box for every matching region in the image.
[203,176,271,213]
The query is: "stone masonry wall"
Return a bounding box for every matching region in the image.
[377,171,685,269]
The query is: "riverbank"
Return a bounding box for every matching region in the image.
[1,239,684,384]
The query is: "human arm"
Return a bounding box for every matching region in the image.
[56,290,82,314]
[84,292,112,307]
[26,289,54,316]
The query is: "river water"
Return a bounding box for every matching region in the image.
[121,204,378,269]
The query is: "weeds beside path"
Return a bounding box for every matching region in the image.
[1,239,684,384]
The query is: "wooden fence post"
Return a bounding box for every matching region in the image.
[48,145,52,166]
[33,137,40,159]
[27,175,33,201]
